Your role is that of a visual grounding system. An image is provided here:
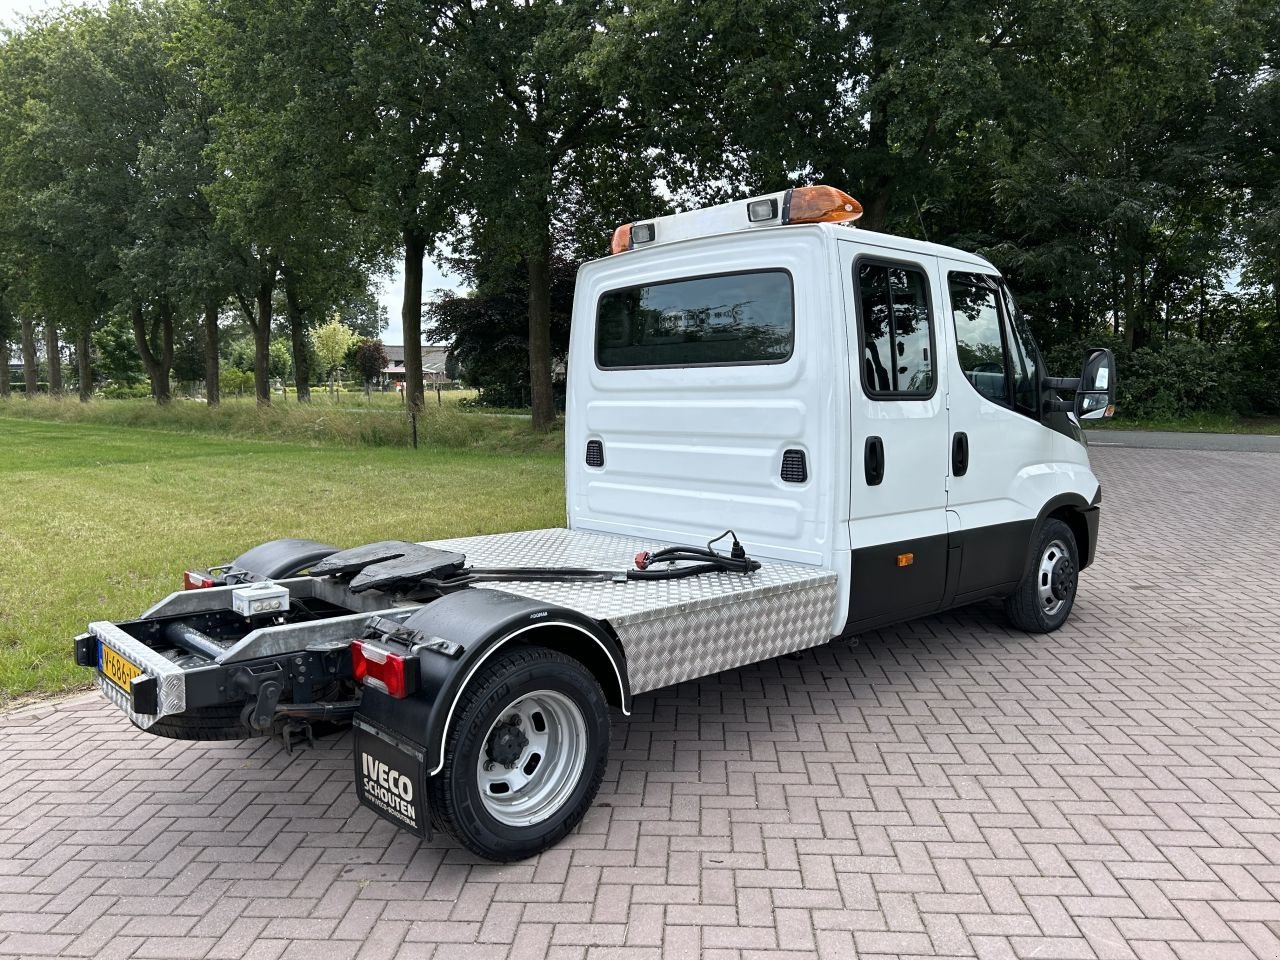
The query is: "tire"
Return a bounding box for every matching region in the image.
[137,703,259,741]
[427,646,610,862]
[1004,518,1079,633]
[232,538,338,580]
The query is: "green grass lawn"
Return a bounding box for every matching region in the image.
[0,417,564,705]
[1,394,560,453]
[1088,413,1280,435]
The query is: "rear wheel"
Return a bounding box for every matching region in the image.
[1004,518,1079,633]
[428,646,610,861]
[141,703,256,741]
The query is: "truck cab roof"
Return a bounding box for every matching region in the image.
[608,186,997,273]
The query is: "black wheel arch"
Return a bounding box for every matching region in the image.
[1028,489,1100,572]
[231,538,340,580]
[355,589,630,777]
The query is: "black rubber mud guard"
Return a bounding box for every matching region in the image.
[355,589,630,776]
[232,538,340,579]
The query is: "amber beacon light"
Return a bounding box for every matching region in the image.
[610,223,633,255]
[783,185,863,225]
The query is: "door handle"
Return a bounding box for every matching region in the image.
[864,436,884,486]
[952,432,969,477]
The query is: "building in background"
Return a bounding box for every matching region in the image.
[381,344,454,388]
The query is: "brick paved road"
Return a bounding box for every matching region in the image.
[3,446,1280,960]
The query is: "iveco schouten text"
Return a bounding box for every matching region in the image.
[74,185,1116,861]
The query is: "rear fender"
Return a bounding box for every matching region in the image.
[354,589,630,777]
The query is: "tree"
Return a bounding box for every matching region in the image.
[19,317,37,395]
[0,14,106,402]
[268,338,292,384]
[428,256,575,409]
[193,0,391,408]
[43,322,62,395]
[313,317,357,394]
[0,298,13,399]
[353,338,389,394]
[423,1,662,430]
[93,316,145,386]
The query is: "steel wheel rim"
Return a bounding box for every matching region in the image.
[476,689,587,827]
[1036,538,1071,617]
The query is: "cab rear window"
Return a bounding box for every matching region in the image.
[596,270,794,369]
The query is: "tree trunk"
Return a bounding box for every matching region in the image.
[130,301,173,404]
[203,300,220,406]
[20,316,37,396]
[1197,276,1206,342]
[0,329,9,399]
[1122,266,1136,350]
[76,326,92,402]
[402,230,427,413]
[1108,232,1121,337]
[253,261,277,406]
[44,323,63,396]
[526,225,556,431]
[282,269,312,403]
[1274,257,1279,329]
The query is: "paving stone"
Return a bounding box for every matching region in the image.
[4,447,1280,957]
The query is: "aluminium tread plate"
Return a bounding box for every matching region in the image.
[423,528,838,693]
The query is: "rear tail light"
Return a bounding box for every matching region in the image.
[183,570,216,590]
[351,640,418,699]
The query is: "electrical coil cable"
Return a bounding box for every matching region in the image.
[430,530,760,588]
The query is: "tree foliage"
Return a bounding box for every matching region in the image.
[0,0,1277,421]
[313,317,357,392]
[353,339,390,391]
[429,257,576,409]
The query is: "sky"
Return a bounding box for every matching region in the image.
[0,0,43,23]
[1,0,466,347]
[374,258,465,346]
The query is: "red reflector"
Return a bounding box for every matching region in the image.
[351,640,417,699]
[183,570,215,590]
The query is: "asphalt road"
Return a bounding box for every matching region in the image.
[1085,428,1280,452]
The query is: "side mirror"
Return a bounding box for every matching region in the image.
[1074,347,1116,420]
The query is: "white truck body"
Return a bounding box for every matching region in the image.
[567,202,1101,639]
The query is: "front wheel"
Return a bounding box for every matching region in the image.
[427,646,610,861]
[1004,518,1079,633]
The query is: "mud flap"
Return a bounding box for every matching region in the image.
[353,716,430,838]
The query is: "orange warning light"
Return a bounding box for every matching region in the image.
[785,185,863,225]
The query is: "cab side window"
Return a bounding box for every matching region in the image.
[948,274,1010,406]
[856,261,935,397]
[999,283,1042,417]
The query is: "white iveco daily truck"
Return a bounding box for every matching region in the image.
[75,186,1116,861]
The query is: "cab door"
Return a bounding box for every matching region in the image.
[840,242,951,631]
[940,266,1056,602]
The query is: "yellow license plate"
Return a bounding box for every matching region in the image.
[99,644,143,695]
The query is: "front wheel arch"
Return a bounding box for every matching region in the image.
[1046,505,1093,570]
[1027,492,1096,571]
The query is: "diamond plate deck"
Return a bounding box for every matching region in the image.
[424,528,839,693]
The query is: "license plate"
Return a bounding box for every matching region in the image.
[99,643,143,696]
